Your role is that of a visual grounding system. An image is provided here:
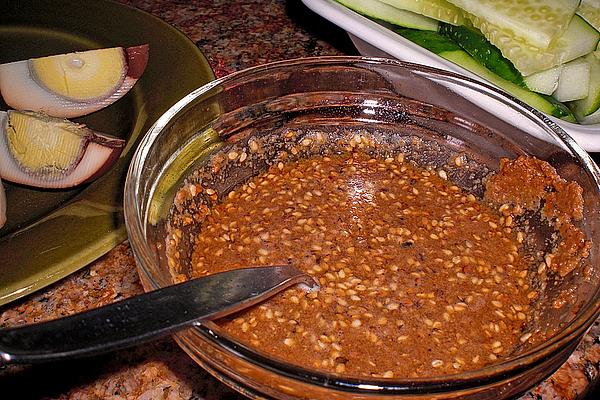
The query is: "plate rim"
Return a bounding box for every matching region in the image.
[301,0,600,152]
[0,0,215,306]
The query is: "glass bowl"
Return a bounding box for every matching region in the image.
[124,57,600,399]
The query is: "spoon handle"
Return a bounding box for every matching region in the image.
[0,265,313,364]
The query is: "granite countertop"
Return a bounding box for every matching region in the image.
[1,1,599,399]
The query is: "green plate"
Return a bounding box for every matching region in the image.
[0,0,215,306]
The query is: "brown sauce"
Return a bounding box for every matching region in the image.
[484,156,590,277]
[188,152,543,378]
[166,124,590,379]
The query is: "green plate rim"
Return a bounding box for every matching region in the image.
[0,0,215,306]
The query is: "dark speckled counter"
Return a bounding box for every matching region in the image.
[1,1,598,398]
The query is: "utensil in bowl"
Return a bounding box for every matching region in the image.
[0,265,313,364]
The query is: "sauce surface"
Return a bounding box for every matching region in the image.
[190,152,535,378]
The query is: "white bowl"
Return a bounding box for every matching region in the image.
[302,0,600,152]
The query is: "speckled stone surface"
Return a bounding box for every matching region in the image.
[0,1,598,399]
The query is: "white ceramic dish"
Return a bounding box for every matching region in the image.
[302,0,600,152]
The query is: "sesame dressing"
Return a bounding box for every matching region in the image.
[189,152,536,378]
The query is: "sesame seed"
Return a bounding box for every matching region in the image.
[516,231,524,243]
[520,333,532,343]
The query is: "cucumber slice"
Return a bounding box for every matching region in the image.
[395,29,575,121]
[577,0,600,32]
[446,0,578,49]
[397,28,461,53]
[336,0,438,31]
[441,51,574,121]
[553,58,591,102]
[464,14,600,76]
[524,66,563,95]
[439,23,524,87]
[378,0,464,25]
[569,52,600,119]
[575,106,600,125]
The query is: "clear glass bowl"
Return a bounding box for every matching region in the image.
[124,57,600,399]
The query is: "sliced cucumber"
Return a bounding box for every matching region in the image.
[439,23,524,87]
[556,15,600,63]
[569,52,600,119]
[577,0,600,32]
[395,29,575,121]
[441,51,574,121]
[575,106,600,125]
[396,28,461,53]
[446,0,578,49]
[553,58,591,102]
[336,0,438,31]
[378,0,464,25]
[464,14,600,76]
[524,66,563,95]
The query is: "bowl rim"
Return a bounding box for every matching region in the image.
[124,55,600,393]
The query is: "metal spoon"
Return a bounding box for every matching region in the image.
[0,265,315,364]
